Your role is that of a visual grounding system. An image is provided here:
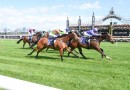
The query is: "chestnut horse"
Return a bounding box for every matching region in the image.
[68,33,115,60]
[28,32,78,61]
[17,32,42,48]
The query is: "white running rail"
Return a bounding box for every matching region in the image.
[0,75,60,90]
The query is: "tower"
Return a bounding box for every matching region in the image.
[66,17,69,29]
[78,16,81,34]
[92,12,95,29]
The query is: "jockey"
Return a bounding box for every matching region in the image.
[83,28,100,47]
[48,29,65,48]
[83,28,100,38]
[49,30,58,38]
[49,29,64,38]
[28,29,35,40]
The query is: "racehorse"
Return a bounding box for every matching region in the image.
[28,32,78,61]
[68,33,115,60]
[29,31,48,49]
[17,32,42,48]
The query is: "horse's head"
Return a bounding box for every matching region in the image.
[44,32,49,37]
[101,33,115,44]
[36,32,42,37]
[71,31,80,41]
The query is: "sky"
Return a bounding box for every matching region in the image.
[0,0,130,31]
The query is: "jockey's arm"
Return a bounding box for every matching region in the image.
[49,32,57,37]
[91,31,100,36]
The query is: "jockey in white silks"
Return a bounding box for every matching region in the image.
[28,29,35,40]
[48,29,65,48]
[49,29,65,38]
[49,29,60,38]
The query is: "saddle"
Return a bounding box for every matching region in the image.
[28,36,32,41]
[80,37,90,45]
[48,37,55,46]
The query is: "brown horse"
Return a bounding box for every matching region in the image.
[68,33,115,60]
[17,32,42,48]
[28,32,78,61]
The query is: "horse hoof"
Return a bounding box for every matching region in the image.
[106,56,112,60]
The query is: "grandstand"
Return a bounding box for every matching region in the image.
[67,7,130,42]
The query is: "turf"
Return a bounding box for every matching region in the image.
[0,39,130,90]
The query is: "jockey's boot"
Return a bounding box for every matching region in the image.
[87,39,90,49]
[52,43,55,49]
[86,37,90,49]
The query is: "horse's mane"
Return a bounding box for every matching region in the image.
[56,32,73,38]
[101,33,108,35]
[56,34,68,38]
[35,32,42,37]
[35,32,41,35]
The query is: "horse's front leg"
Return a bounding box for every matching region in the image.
[66,48,78,58]
[46,47,49,52]
[78,46,87,59]
[95,46,112,60]
[100,48,104,58]
[67,47,75,57]
[59,48,64,61]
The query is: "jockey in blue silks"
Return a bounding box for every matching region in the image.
[83,28,100,37]
[83,28,100,47]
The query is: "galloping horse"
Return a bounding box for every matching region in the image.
[68,33,115,60]
[28,32,78,61]
[17,32,42,48]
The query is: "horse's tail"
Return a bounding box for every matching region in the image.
[17,38,23,44]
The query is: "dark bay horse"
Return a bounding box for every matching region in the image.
[28,32,78,61]
[68,33,115,60]
[17,32,42,48]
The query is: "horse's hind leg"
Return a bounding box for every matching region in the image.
[17,38,23,44]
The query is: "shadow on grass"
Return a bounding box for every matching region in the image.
[26,55,60,60]
[15,47,32,50]
[63,55,94,60]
